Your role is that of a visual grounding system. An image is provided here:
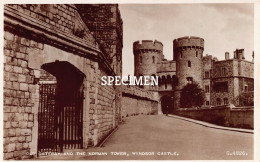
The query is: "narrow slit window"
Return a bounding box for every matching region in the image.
[188,61,191,67]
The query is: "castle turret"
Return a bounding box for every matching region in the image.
[133,40,164,89]
[173,36,204,108]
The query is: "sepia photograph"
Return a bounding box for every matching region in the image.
[1,1,258,161]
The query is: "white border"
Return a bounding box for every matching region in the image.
[0,0,259,162]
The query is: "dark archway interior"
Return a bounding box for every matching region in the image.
[41,61,85,102]
[161,96,173,114]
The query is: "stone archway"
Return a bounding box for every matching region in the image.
[38,61,85,153]
[160,95,173,114]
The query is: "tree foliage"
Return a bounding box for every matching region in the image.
[180,83,205,108]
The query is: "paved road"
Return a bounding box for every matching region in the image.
[38,115,253,160]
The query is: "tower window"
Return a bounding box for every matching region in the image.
[206,101,210,106]
[186,77,193,84]
[244,85,248,92]
[224,98,228,105]
[205,71,210,78]
[216,98,221,105]
[213,82,228,93]
[205,85,209,93]
[140,56,142,63]
[221,67,226,76]
[152,56,155,63]
[188,61,191,67]
[196,51,198,57]
[165,83,167,89]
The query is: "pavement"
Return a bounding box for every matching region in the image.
[168,114,254,134]
[36,114,254,160]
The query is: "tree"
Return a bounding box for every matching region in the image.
[180,83,205,108]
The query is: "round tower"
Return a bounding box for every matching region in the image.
[173,36,204,108]
[133,40,164,89]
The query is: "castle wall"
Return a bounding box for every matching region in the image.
[121,86,158,117]
[175,106,253,129]
[4,4,122,160]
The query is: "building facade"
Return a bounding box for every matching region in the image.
[132,37,254,114]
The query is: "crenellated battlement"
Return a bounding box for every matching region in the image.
[173,36,204,50]
[133,40,163,54]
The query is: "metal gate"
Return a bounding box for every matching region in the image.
[38,83,84,153]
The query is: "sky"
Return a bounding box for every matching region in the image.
[118,4,254,76]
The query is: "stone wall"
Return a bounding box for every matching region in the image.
[121,86,158,118]
[175,106,253,129]
[76,4,123,76]
[4,31,38,160]
[121,96,158,117]
[4,4,122,160]
[229,107,253,129]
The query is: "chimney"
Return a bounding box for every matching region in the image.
[225,52,229,60]
[238,49,245,60]
[234,50,237,59]
[242,49,245,59]
[252,51,254,62]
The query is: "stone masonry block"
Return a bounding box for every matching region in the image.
[4,31,15,41]
[4,97,12,105]
[5,64,13,72]
[18,136,26,143]
[11,122,19,128]
[6,143,16,152]
[15,143,23,151]
[24,92,30,99]
[33,70,41,78]
[16,128,21,136]
[18,74,26,83]
[12,98,20,106]
[4,152,14,159]
[24,113,29,121]
[28,85,36,93]
[4,122,11,129]
[20,83,28,91]
[16,52,25,59]
[19,122,28,128]
[9,73,18,81]
[21,129,31,136]
[25,107,32,113]
[25,136,31,142]
[23,143,29,149]
[8,129,16,137]
[28,122,33,127]
[28,114,33,121]
[13,66,23,74]
[21,60,28,68]
[14,150,27,158]
[21,38,30,46]
[13,82,20,90]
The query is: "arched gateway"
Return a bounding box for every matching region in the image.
[160,95,173,114]
[38,61,85,152]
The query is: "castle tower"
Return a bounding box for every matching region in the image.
[133,40,164,89]
[173,36,204,108]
